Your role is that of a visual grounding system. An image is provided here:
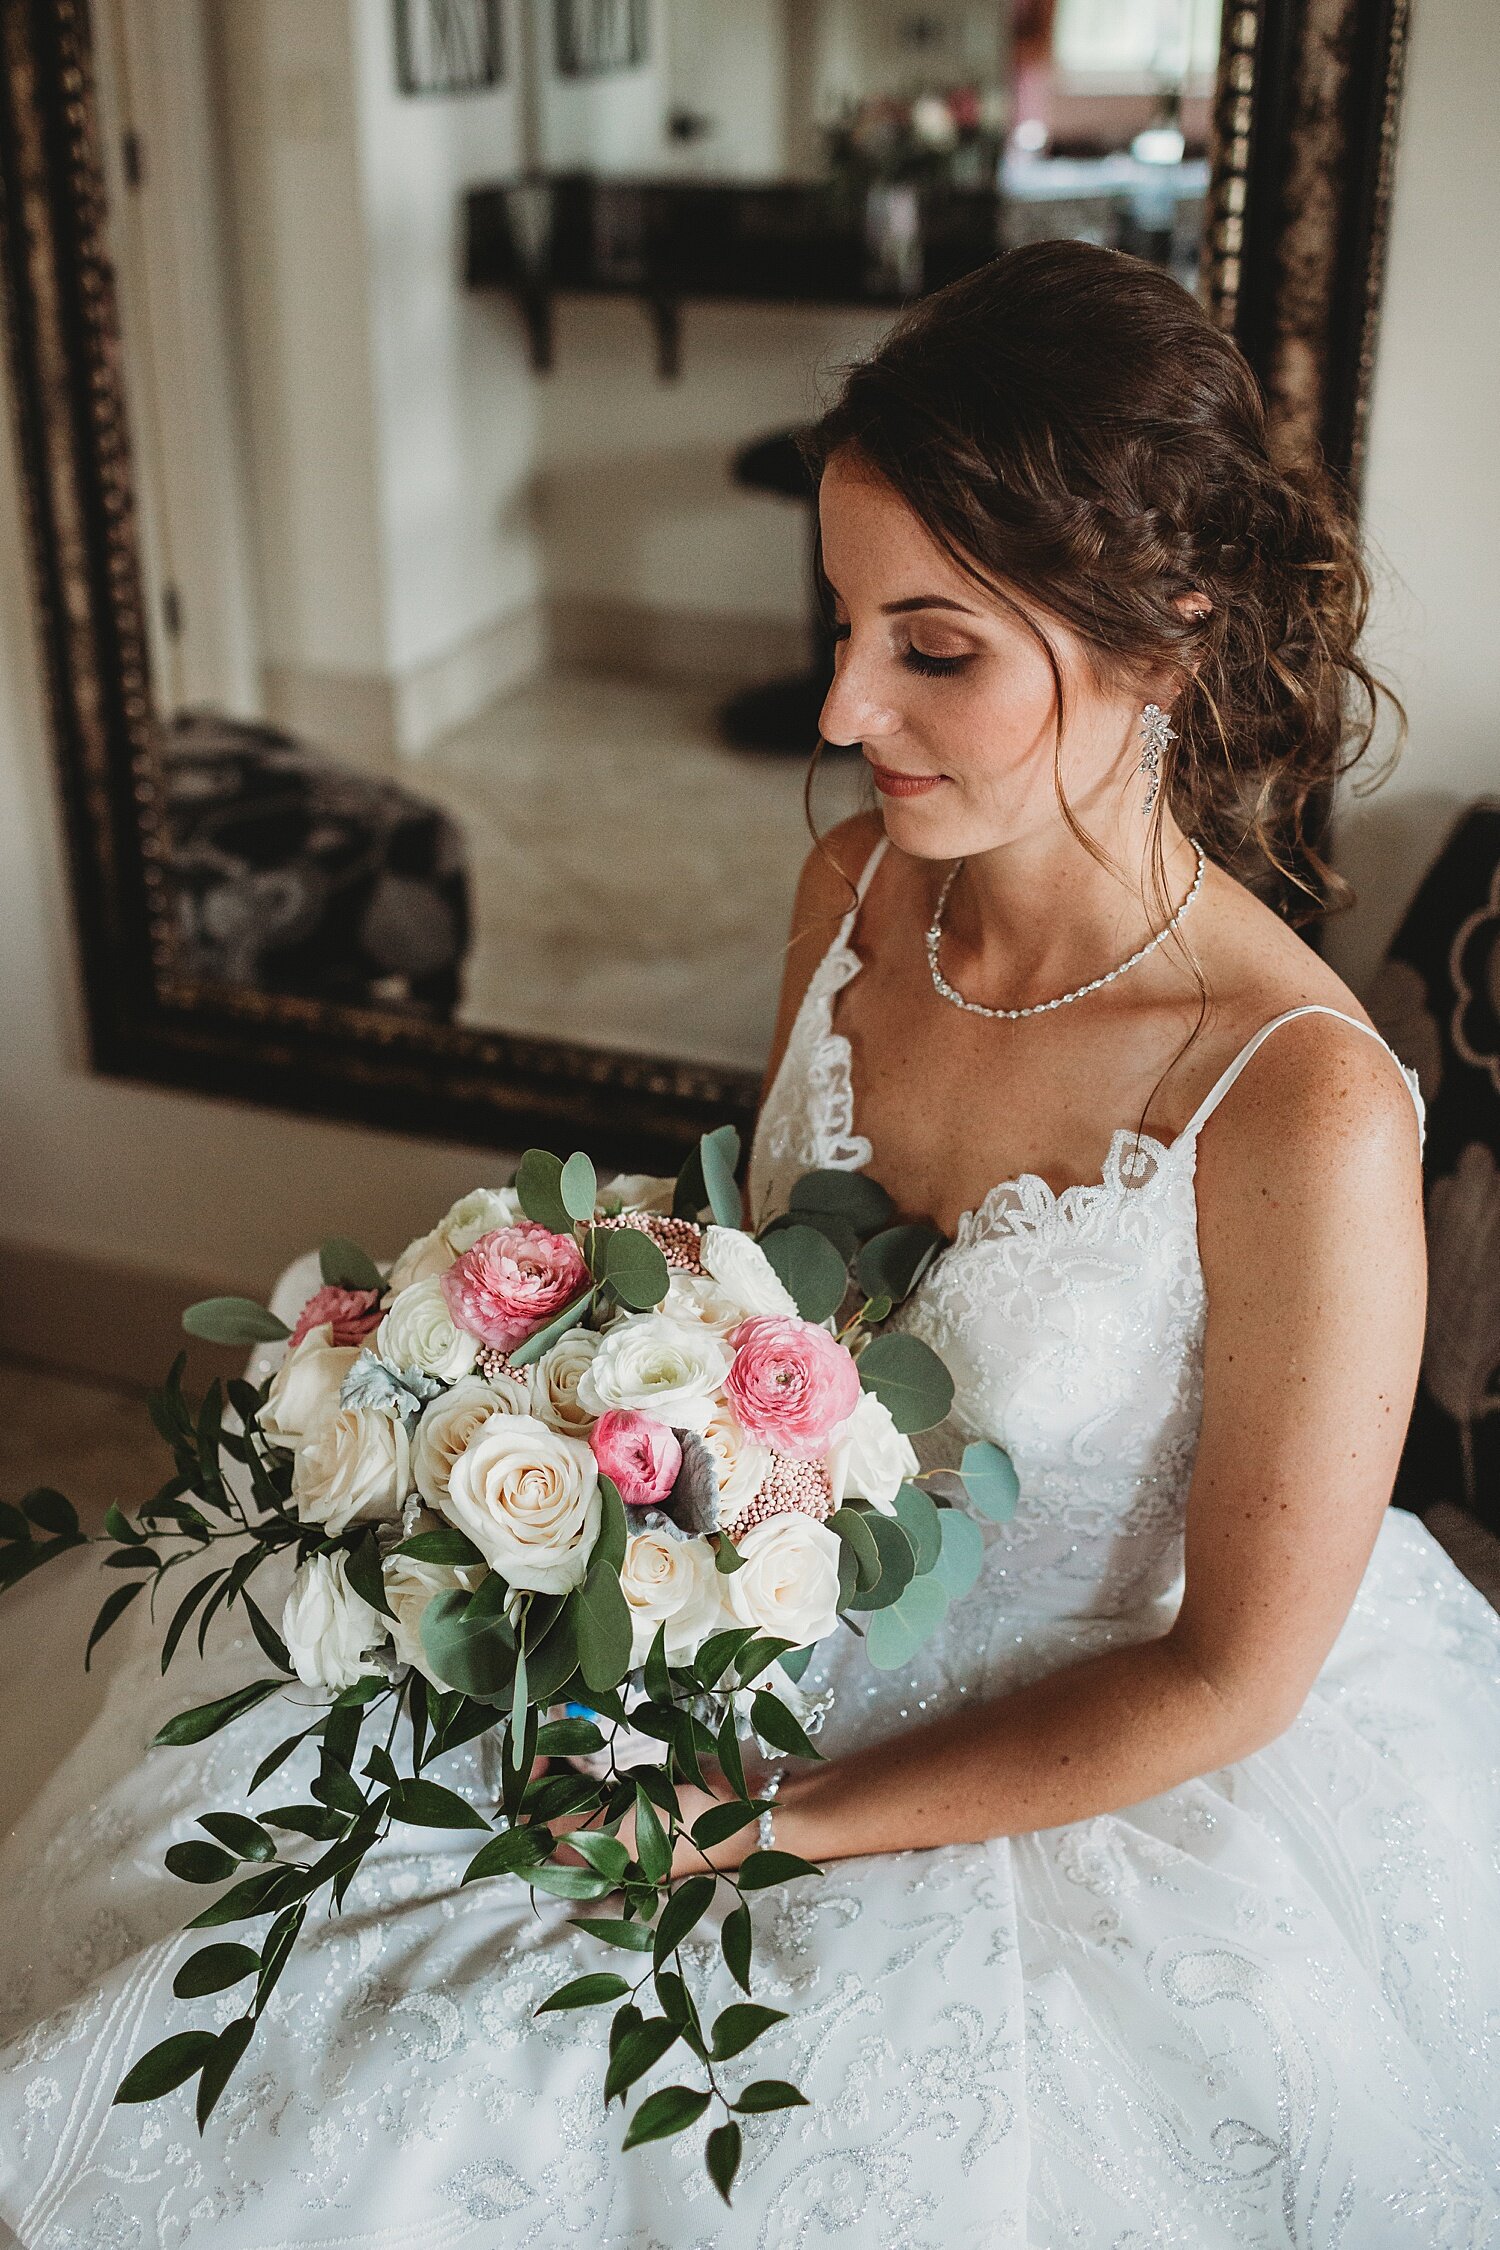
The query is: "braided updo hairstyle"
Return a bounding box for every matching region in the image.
[801,237,1402,919]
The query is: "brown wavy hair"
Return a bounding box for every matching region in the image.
[799,238,1402,921]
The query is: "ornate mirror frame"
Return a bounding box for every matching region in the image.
[0,0,1409,1169]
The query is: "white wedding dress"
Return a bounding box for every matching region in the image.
[3,833,1499,2247]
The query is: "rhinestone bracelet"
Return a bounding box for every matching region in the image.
[756,1764,785,1854]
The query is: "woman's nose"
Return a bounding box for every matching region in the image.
[818,645,900,747]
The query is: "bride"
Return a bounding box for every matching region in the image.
[3,239,1498,2246]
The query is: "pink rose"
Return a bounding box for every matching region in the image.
[290,1284,383,1350]
[724,1315,861,1459]
[590,1408,683,1508]
[440,1222,588,1352]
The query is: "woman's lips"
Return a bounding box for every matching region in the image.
[868,763,946,798]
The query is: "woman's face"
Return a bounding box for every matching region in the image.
[816,449,1154,861]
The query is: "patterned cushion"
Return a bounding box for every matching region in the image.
[1369,803,1500,1533]
[161,711,471,1019]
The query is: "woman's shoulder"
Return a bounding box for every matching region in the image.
[788,811,888,932]
[1186,877,1424,1219]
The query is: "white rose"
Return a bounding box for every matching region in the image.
[387,1187,524,1289]
[382,1550,483,1682]
[576,1314,731,1433]
[619,1522,729,1666]
[375,1276,480,1383]
[260,1324,359,1451]
[412,1373,528,1506]
[440,1409,600,1595]
[699,1401,772,1527]
[282,1552,388,1692]
[528,1327,603,1435]
[699,1227,798,1321]
[727,1513,843,1647]
[291,1402,410,1535]
[825,1389,919,1515]
[594,1172,676,1216]
[658,1269,748,1333]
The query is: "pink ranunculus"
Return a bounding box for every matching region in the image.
[724,1315,861,1460]
[290,1284,383,1350]
[440,1222,588,1352]
[589,1408,683,1508]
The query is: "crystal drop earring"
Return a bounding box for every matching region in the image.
[1137,702,1176,817]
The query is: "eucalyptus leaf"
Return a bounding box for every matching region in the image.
[788,1168,894,1236]
[856,1331,954,1433]
[505,1288,593,1368]
[960,1439,1020,1522]
[182,1298,290,1346]
[514,1147,573,1232]
[856,1222,945,1304]
[86,1580,144,1669]
[528,1862,617,1901]
[633,1783,672,1885]
[559,1150,598,1223]
[392,1526,485,1566]
[592,1475,628,1573]
[828,1506,881,1592]
[592,1225,671,1311]
[604,2016,679,2104]
[652,1873,717,1964]
[892,1481,943,1574]
[758,1224,849,1324]
[841,1510,916,1611]
[460,1824,549,1884]
[318,1237,383,1292]
[699,1124,743,1228]
[864,1571,951,1670]
[758,1207,859,1262]
[931,1507,985,1599]
[737,1848,823,1890]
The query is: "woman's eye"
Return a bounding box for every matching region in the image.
[902,646,968,678]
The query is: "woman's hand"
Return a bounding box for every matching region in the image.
[547,1764,763,1880]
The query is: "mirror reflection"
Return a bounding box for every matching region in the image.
[100,0,1219,1076]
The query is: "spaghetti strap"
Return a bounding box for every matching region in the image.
[1180,1003,1426,1144]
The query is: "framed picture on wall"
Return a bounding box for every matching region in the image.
[395,0,504,96]
[554,0,649,78]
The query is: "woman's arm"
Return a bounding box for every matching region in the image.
[701,1016,1427,1870]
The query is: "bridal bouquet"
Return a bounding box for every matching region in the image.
[0,1126,1016,2203]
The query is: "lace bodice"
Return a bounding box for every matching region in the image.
[748,836,1425,1661]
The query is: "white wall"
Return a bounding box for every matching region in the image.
[0,0,1494,1311]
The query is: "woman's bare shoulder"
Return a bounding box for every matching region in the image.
[787,810,887,940]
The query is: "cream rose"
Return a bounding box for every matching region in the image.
[825,1389,919,1515]
[619,1522,728,1665]
[387,1187,525,1290]
[412,1373,528,1506]
[382,1550,483,1682]
[281,1553,387,1692]
[375,1275,480,1383]
[657,1269,747,1333]
[576,1314,731,1433]
[699,1401,773,1527]
[528,1327,603,1436]
[727,1513,843,1647]
[699,1227,799,1321]
[593,1172,676,1216]
[260,1324,359,1451]
[439,1409,600,1594]
[290,1402,410,1535]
